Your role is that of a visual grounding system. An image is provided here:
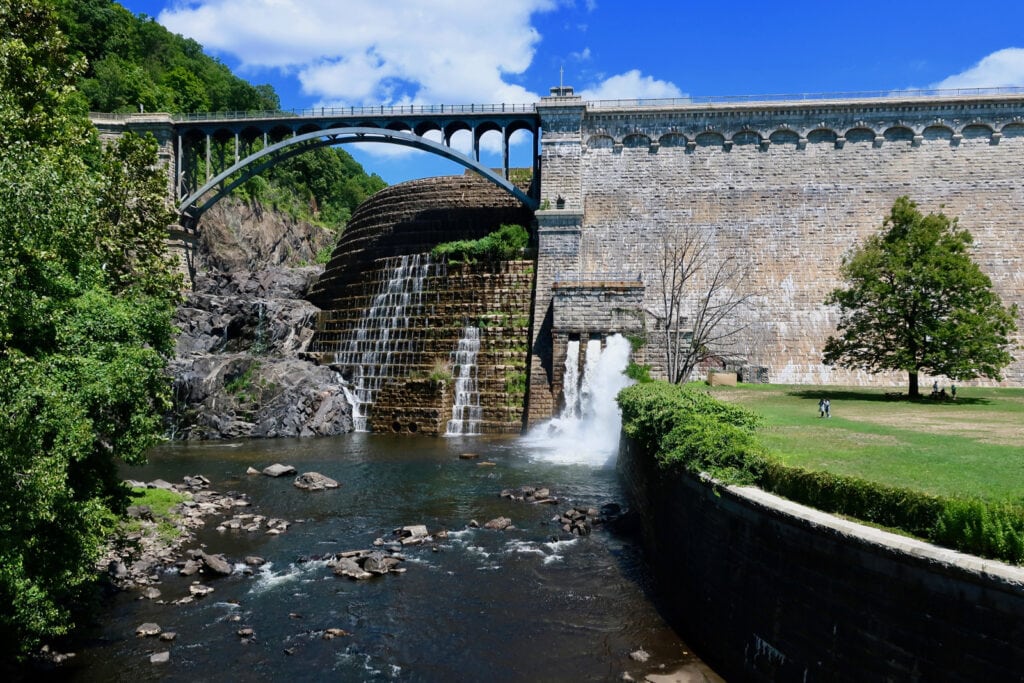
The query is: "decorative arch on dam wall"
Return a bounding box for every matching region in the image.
[580,117,1024,151]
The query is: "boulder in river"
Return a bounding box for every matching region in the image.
[136,622,161,637]
[483,517,513,531]
[262,463,296,477]
[199,551,233,576]
[394,525,429,545]
[293,472,339,490]
[328,548,406,580]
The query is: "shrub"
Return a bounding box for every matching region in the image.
[431,224,529,263]
[618,383,768,483]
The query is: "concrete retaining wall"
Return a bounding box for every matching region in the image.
[617,436,1024,681]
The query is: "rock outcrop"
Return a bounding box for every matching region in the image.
[168,198,352,439]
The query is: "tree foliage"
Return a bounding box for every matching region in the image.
[254,146,387,228]
[823,196,1018,396]
[0,0,178,659]
[53,0,386,231]
[55,0,279,114]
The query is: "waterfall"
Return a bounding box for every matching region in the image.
[579,338,603,420]
[333,254,432,432]
[445,326,482,436]
[561,339,581,419]
[523,334,635,466]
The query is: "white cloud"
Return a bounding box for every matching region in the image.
[569,47,591,62]
[158,0,557,106]
[577,69,684,101]
[931,48,1024,89]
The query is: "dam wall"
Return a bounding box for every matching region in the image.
[308,175,534,435]
[531,93,1024,405]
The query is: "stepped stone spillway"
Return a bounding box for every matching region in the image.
[308,175,535,435]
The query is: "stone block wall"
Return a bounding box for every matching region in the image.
[618,436,1024,681]
[537,94,1024,388]
[310,258,533,434]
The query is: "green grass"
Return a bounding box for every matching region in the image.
[706,384,1024,503]
[126,487,187,544]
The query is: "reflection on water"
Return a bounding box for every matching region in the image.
[61,434,715,681]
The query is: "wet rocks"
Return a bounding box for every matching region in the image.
[293,471,339,490]
[322,628,351,640]
[327,548,407,580]
[394,525,430,545]
[99,475,250,592]
[178,550,235,578]
[557,507,599,536]
[215,513,290,535]
[483,516,514,531]
[136,623,161,637]
[150,651,170,664]
[189,583,215,597]
[500,485,559,505]
[198,550,233,576]
[262,463,296,477]
[140,587,161,600]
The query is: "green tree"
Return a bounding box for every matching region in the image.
[823,196,1019,397]
[0,0,178,659]
[0,0,91,148]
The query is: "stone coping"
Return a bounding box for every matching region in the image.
[724,478,1024,590]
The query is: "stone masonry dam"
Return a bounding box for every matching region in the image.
[98,90,1024,432]
[525,90,1024,425]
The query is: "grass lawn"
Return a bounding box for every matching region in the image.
[705,383,1024,502]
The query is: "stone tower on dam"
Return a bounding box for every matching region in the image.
[526,89,1024,423]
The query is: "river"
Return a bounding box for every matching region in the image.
[60,432,719,682]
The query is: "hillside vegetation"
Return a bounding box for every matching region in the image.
[56,0,386,230]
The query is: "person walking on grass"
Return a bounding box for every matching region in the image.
[818,397,825,418]
[824,398,831,418]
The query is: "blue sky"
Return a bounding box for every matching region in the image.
[118,1,1024,184]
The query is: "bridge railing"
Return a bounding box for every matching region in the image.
[168,103,537,122]
[586,86,1024,109]
[91,86,1024,124]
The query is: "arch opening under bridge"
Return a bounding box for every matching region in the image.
[177,126,539,224]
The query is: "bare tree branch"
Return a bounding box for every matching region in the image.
[648,221,755,383]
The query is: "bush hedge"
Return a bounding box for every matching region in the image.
[430,224,529,263]
[617,381,1024,565]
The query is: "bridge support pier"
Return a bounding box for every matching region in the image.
[165,224,199,289]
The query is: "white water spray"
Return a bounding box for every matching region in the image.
[523,333,634,466]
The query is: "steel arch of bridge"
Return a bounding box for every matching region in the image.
[177,127,539,222]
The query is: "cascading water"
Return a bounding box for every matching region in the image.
[524,333,635,466]
[333,254,431,432]
[561,339,582,419]
[580,338,603,420]
[445,326,482,436]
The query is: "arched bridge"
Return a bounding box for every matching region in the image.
[94,104,542,223]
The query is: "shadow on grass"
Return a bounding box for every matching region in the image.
[786,388,991,406]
